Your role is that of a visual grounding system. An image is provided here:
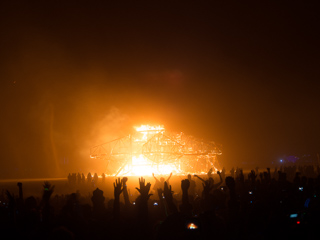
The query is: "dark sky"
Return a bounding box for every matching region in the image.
[0,1,319,177]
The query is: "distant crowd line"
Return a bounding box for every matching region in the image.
[67,172,105,185]
[67,164,320,187]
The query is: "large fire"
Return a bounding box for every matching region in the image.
[90,125,221,176]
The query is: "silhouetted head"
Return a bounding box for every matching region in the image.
[91,188,105,206]
[25,196,37,210]
[92,188,104,197]
[66,193,78,206]
[188,174,191,180]
[160,177,165,182]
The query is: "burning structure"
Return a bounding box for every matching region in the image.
[90,125,222,176]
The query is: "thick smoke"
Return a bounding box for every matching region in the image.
[77,107,130,174]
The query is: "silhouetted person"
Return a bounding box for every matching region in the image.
[87,173,92,184]
[101,173,105,184]
[152,172,172,193]
[93,173,98,185]
[187,174,196,196]
[91,188,105,218]
[81,173,85,184]
[77,173,81,185]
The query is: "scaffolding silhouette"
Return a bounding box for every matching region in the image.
[90,126,222,176]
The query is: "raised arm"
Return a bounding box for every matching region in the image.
[166,172,173,182]
[17,182,23,201]
[212,171,223,189]
[5,190,15,223]
[113,178,123,219]
[217,171,222,183]
[17,182,24,211]
[152,173,159,182]
[135,177,152,223]
[194,174,206,183]
[42,181,55,204]
[41,181,55,223]
[180,179,193,216]
[163,181,178,215]
[122,177,131,207]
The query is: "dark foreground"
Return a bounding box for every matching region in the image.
[1,166,320,240]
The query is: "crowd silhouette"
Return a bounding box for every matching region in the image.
[1,165,320,239]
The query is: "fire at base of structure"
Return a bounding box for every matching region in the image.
[90,125,222,176]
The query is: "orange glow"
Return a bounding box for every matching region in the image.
[119,130,179,176]
[119,155,176,176]
[90,124,222,177]
[135,124,164,132]
[134,125,165,142]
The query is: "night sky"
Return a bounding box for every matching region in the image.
[0,1,319,178]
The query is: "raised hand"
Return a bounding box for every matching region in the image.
[266,168,271,181]
[163,181,173,200]
[43,181,55,202]
[259,172,263,180]
[180,179,193,215]
[112,178,123,219]
[136,177,152,200]
[181,179,190,192]
[122,177,131,206]
[163,181,178,214]
[113,177,123,198]
[249,170,257,181]
[17,182,23,200]
[166,172,173,182]
[217,170,223,184]
[6,190,15,205]
[194,174,205,183]
[122,177,128,185]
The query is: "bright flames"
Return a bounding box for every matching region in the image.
[135,125,164,132]
[118,125,178,176]
[90,124,222,177]
[134,125,165,142]
[119,154,176,176]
